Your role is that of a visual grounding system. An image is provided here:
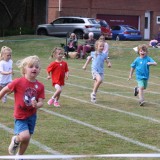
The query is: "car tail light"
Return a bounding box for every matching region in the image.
[124,31,130,34]
[85,25,93,28]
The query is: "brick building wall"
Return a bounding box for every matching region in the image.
[47,0,160,39]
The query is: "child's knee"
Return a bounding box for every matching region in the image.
[18,133,31,142]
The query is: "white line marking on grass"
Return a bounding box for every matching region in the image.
[69,66,160,83]
[1,97,65,155]
[38,74,160,106]
[41,107,160,152]
[65,82,160,106]
[0,123,62,155]
[45,90,160,124]
[69,74,160,95]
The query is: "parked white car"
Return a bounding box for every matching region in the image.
[36,16,101,39]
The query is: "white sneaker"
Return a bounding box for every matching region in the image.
[139,101,145,106]
[8,136,19,155]
[2,95,7,103]
[90,93,96,103]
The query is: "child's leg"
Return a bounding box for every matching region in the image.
[16,130,31,155]
[53,84,62,101]
[137,80,147,106]
[9,115,36,155]
[138,87,144,102]
[48,84,62,105]
[92,74,102,94]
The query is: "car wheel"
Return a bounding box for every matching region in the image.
[37,29,47,35]
[116,35,120,41]
[74,30,84,39]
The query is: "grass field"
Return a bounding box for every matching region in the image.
[0,35,160,160]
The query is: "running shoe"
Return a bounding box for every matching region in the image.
[54,101,60,107]
[134,87,139,96]
[47,98,54,105]
[139,101,145,106]
[90,93,96,103]
[8,136,19,155]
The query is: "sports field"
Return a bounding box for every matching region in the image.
[0,35,160,160]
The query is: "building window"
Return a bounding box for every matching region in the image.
[157,16,160,24]
[145,17,148,29]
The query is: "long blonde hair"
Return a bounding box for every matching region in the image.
[16,55,41,75]
[94,40,104,57]
[0,46,12,61]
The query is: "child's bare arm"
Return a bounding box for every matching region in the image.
[128,68,135,80]
[0,86,11,100]
[106,59,112,68]
[0,70,13,75]
[32,98,44,109]
[47,72,51,79]
[82,56,92,70]
[65,71,69,80]
[147,62,157,66]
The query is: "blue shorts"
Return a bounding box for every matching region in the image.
[14,114,37,135]
[137,79,148,89]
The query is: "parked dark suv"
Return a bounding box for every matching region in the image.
[36,16,101,39]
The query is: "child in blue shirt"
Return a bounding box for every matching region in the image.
[82,40,111,103]
[129,44,157,106]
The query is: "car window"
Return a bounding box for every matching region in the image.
[99,20,108,27]
[53,18,65,24]
[72,18,85,23]
[112,26,121,30]
[124,26,137,30]
[88,19,98,24]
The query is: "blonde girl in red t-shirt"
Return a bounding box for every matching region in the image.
[47,47,69,107]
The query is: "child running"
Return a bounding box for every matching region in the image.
[0,55,45,156]
[82,40,111,103]
[47,47,69,107]
[129,44,157,106]
[0,46,13,103]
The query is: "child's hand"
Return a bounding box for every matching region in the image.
[65,75,68,80]
[9,70,13,75]
[107,62,112,68]
[47,75,51,79]
[82,66,86,70]
[128,75,132,80]
[31,97,37,108]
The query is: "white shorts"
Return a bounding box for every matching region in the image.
[92,71,104,80]
[55,84,63,90]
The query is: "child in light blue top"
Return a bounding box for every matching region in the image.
[91,49,107,74]
[129,44,157,106]
[82,40,111,103]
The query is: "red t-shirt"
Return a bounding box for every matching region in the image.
[8,77,45,119]
[47,61,69,86]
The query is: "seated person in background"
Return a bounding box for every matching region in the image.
[149,28,160,48]
[99,35,109,58]
[149,39,160,48]
[76,32,96,59]
[64,33,77,53]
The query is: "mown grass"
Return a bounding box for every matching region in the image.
[0,35,160,160]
